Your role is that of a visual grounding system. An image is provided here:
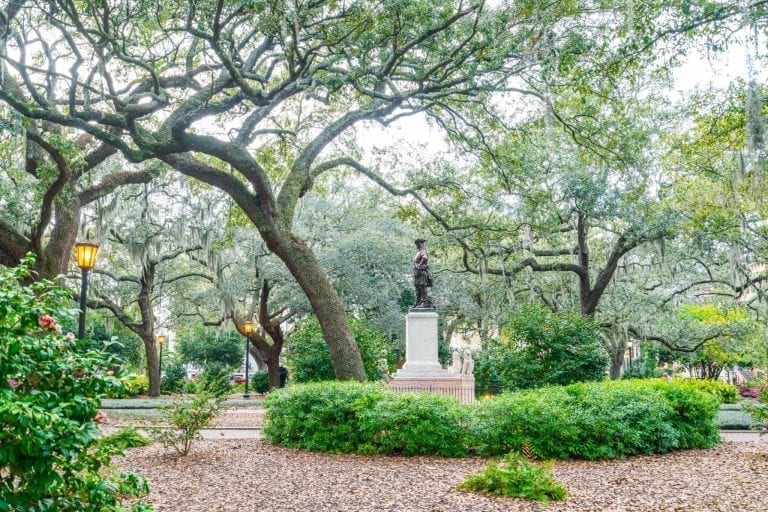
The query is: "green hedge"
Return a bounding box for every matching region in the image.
[667,378,739,405]
[473,380,719,459]
[263,379,721,460]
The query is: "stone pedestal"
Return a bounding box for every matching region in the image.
[389,310,475,404]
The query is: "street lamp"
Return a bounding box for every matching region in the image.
[242,320,254,399]
[157,335,167,377]
[74,237,99,339]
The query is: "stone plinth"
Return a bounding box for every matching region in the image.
[389,309,475,404]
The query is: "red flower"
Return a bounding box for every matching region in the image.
[38,315,56,329]
[93,410,107,424]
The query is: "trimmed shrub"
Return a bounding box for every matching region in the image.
[263,379,721,460]
[645,380,721,449]
[474,380,718,459]
[457,453,567,503]
[251,371,270,393]
[263,381,385,452]
[670,378,739,404]
[106,373,148,398]
[356,392,470,456]
[472,386,580,459]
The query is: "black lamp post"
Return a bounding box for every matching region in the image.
[74,237,99,340]
[242,320,254,399]
[157,335,167,377]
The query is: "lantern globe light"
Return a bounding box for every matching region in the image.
[243,320,254,335]
[157,335,167,346]
[74,238,100,271]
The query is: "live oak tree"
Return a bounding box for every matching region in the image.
[0,0,589,380]
[0,107,153,279]
[85,179,215,396]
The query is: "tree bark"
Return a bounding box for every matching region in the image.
[610,345,625,380]
[143,334,161,397]
[260,231,365,380]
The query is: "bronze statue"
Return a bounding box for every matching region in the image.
[412,238,435,309]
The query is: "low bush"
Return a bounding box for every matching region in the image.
[263,381,385,452]
[161,359,188,394]
[195,362,232,397]
[669,378,739,404]
[97,427,152,451]
[739,385,761,398]
[457,452,567,503]
[263,379,721,460]
[251,371,270,394]
[474,380,719,459]
[105,373,148,398]
[149,392,226,456]
[644,380,721,449]
[356,392,470,456]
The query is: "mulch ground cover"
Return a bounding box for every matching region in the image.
[116,438,768,512]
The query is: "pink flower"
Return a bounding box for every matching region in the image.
[7,379,19,389]
[93,410,107,424]
[65,332,75,341]
[38,315,56,329]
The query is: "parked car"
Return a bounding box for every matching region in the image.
[230,373,247,384]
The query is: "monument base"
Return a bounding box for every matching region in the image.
[389,371,475,404]
[389,308,475,404]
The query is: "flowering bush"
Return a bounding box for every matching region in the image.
[0,255,151,511]
[738,385,761,399]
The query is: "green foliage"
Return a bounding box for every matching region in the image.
[670,378,739,404]
[0,255,151,511]
[83,316,144,369]
[176,325,243,367]
[473,379,719,459]
[264,382,385,453]
[285,316,393,382]
[355,392,470,456]
[117,374,149,398]
[621,357,664,380]
[97,427,152,451]
[195,362,232,397]
[264,379,719,460]
[474,304,609,391]
[671,304,762,379]
[161,358,188,394]
[149,392,226,456]
[743,381,768,434]
[457,452,567,503]
[251,371,270,394]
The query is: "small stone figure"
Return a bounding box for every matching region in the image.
[412,238,435,309]
[377,349,391,382]
[450,348,462,373]
[461,348,474,376]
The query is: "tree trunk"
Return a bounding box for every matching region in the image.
[249,344,266,370]
[610,345,625,380]
[143,335,161,397]
[266,355,281,389]
[264,231,365,381]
